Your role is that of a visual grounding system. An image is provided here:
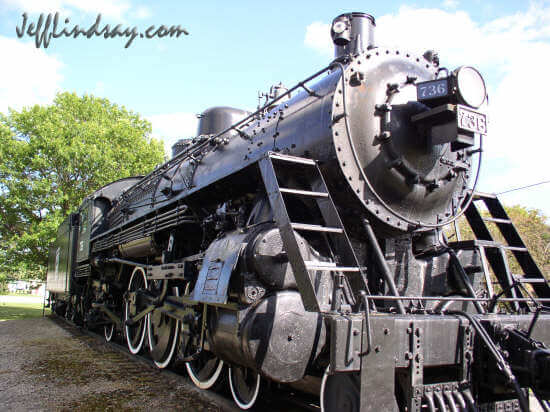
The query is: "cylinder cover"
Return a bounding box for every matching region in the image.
[248,228,310,290]
[210,290,325,382]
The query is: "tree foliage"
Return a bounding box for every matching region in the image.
[0,92,164,280]
[448,205,550,276]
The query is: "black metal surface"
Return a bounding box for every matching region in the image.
[362,219,405,314]
[46,213,78,294]
[197,106,250,137]
[192,230,246,304]
[210,290,325,382]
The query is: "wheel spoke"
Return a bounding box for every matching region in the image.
[104,323,115,342]
[186,354,224,390]
[320,367,360,412]
[229,365,261,410]
[124,267,148,355]
[147,282,180,368]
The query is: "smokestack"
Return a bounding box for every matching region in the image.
[331,12,376,59]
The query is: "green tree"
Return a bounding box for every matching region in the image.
[0,92,164,280]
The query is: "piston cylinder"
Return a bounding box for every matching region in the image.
[118,236,157,258]
[209,290,325,382]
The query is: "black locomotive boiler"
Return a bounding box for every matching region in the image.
[47,12,550,411]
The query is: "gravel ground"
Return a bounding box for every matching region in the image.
[0,315,543,411]
[0,316,237,411]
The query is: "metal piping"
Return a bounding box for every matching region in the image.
[434,391,448,412]
[362,219,406,314]
[105,257,147,267]
[452,390,466,410]
[444,390,458,412]
[449,311,530,412]
[425,393,436,412]
[448,248,485,314]
[364,294,550,303]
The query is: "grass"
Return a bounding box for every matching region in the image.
[0,296,50,321]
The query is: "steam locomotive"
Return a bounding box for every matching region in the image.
[47,12,550,411]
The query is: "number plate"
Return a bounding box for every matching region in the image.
[457,105,487,135]
[416,79,449,100]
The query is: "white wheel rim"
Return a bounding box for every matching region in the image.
[320,366,330,412]
[104,323,115,342]
[147,286,180,369]
[229,366,261,410]
[186,358,224,389]
[125,267,148,355]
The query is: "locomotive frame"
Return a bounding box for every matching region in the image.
[47,12,550,411]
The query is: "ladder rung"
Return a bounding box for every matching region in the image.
[512,276,548,284]
[473,191,497,200]
[280,188,329,198]
[269,153,316,166]
[482,217,511,224]
[502,245,528,252]
[291,223,343,233]
[304,261,360,272]
[473,241,527,252]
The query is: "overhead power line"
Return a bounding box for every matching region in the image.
[497,180,550,195]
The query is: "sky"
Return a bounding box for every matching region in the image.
[0,0,548,216]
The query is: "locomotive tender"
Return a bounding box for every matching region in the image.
[47,12,550,411]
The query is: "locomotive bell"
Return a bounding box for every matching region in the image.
[331,12,375,58]
[171,138,192,158]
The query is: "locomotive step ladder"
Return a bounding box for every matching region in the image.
[258,152,369,312]
[450,191,550,312]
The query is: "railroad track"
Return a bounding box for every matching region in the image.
[50,314,319,412]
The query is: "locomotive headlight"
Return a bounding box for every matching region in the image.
[332,21,347,34]
[454,66,486,109]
